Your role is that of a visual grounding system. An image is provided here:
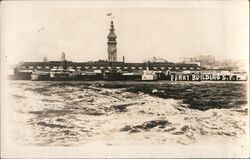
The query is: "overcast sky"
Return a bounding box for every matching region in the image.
[1,1,249,65]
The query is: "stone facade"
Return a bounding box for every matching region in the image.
[107,21,117,62]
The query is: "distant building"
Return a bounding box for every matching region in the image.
[180,55,215,69]
[183,61,201,67]
[144,57,168,63]
[196,55,215,68]
[107,21,117,62]
[60,52,66,61]
[217,59,246,71]
[43,56,48,62]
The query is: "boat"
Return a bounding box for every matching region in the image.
[77,71,103,81]
[31,70,50,80]
[8,68,32,80]
[141,68,157,81]
[103,71,123,81]
[121,72,141,81]
[50,68,71,80]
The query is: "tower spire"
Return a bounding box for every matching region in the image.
[110,21,115,32]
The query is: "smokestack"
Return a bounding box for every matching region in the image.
[123,56,125,64]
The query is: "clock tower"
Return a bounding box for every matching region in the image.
[107,21,117,62]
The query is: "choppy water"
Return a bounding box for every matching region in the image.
[6,81,248,146]
[94,81,248,110]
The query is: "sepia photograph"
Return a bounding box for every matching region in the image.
[1,0,249,158]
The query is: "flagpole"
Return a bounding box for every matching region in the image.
[107,12,114,21]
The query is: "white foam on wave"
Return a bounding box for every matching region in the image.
[2,81,249,157]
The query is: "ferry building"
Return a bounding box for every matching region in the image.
[17,21,201,75]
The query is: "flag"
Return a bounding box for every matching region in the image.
[107,13,112,16]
